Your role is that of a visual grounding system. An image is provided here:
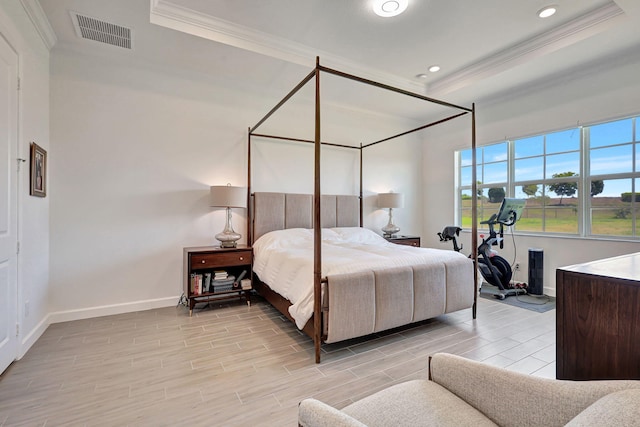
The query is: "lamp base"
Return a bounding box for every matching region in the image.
[215,207,241,248]
[382,208,400,237]
[215,230,241,248]
[218,240,238,248]
[382,231,400,238]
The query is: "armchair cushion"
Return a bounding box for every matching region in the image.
[565,389,640,427]
[298,399,367,427]
[340,380,497,427]
[429,353,640,427]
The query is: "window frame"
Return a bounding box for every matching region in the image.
[455,115,640,240]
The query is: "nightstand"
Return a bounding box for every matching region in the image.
[385,235,421,247]
[183,245,252,316]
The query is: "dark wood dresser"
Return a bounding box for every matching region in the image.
[556,252,640,380]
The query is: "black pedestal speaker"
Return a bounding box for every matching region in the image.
[528,248,544,295]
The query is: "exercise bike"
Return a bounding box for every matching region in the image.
[438,198,526,300]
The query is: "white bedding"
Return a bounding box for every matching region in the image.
[252,227,470,329]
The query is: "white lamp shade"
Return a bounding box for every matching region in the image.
[210,185,247,208]
[378,192,404,209]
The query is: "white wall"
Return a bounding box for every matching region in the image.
[423,51,640,296]
[362,136,423,236]
[49,49,423,319]
[0,1,51,356]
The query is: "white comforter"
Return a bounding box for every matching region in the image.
[252,227,470,329]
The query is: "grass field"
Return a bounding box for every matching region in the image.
[461,196,636,236]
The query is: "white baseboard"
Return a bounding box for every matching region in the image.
[15,296,181,361]
[47,296,181,324]
[18,314,49,359]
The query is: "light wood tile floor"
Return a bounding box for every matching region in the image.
[0,296,555,426]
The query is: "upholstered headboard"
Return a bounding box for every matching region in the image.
[251,192,360,242]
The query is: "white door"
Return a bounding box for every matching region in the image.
[0,34,19,374]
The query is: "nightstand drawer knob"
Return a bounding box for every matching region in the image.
[239,257,244,261]
[201,260,206,264]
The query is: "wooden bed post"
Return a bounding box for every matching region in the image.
[471,103,478,319]
[313,57,322,363]
[247,127,252,245]
[359,144,363,227]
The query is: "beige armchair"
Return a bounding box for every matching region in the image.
[298,353,640,427]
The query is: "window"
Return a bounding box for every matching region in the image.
[459,143,507,227]
[456,115,640,238]
[587,118,638,237]
[513,128,580,234]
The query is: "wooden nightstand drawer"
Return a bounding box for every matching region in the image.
[385,236,421,247]
[190,250,252,269]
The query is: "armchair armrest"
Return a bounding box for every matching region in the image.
[429,353,640,427]
[298,398,367,427]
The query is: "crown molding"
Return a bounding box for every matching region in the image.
[19,0,57,50]
[149,0,425,93]
[427,1,626,97]
[150,0,626,102]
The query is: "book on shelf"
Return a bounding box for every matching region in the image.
[190,273,203,296]
[213,283,234,292]
[211,275,235,284]
[204,272,212,293]
[213,269,228,280]
[211,275,235,292]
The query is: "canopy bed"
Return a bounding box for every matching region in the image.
[246,58,478,363]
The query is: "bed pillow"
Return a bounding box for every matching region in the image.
[321,228,342,241]
[253,228,312,252]
[331,227,388,244]
[253,228,343,253]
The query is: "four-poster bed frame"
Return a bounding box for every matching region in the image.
[247,57,478,363]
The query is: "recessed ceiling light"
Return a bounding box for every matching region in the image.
[416,73,428,79]
[537,5,557,18]
[373,0,408,18]
[428,65,441,73]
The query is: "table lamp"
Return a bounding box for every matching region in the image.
[210,184,247,248]
[378,191,404,237]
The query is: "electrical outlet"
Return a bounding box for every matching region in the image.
[514,263,520,271]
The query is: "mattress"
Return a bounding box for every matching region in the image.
[252,227,472,329]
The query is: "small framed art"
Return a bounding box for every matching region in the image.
[30,142,47,197]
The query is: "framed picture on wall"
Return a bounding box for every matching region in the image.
[30,142,47,197]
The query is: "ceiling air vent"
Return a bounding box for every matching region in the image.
[70,11,132,49]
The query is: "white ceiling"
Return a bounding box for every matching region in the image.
[36,0,640,123]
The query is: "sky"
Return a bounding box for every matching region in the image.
[459,117,638,198]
